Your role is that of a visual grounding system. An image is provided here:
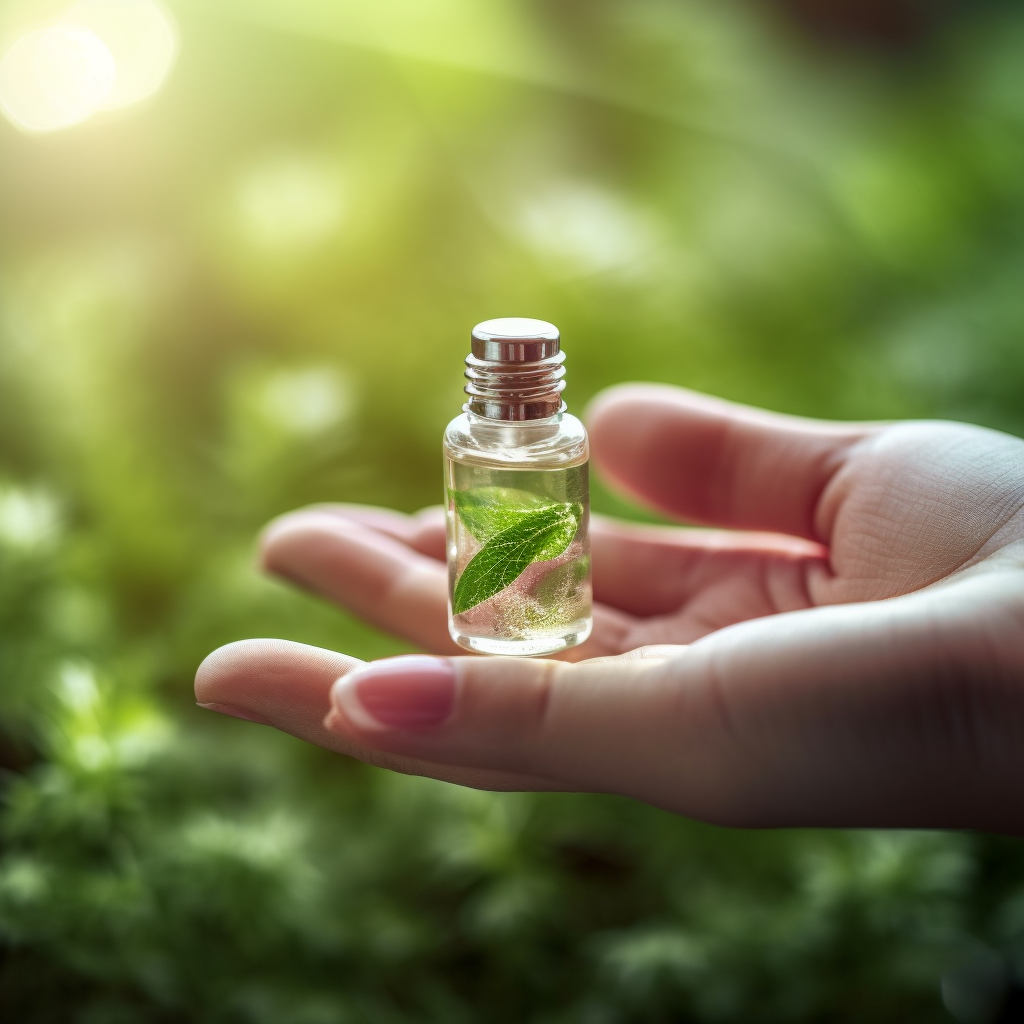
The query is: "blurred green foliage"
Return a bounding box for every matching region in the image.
[2,0,1024,1020]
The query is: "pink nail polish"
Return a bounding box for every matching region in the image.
[197,702,273,726]
[334,656,456,732]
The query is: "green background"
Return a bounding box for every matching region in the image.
[2,1,1024,1019]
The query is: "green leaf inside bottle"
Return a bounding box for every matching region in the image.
[451,497,583,614]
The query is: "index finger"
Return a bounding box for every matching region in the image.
[587,384,875,543]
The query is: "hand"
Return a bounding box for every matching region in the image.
[196,385,1024,832]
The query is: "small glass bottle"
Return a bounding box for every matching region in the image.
[444,317,592,657]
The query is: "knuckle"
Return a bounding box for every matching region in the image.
[502,657,564,776]
[523,657,561,737]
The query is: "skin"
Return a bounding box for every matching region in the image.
[196,384,1024,833]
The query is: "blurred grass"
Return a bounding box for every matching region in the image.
[2,0,1024,1020]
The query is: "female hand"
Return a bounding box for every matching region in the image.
[196,385,1024,832]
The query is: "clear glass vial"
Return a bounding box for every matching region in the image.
[444,317,592,657]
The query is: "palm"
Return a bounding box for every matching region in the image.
[264,402,1023,662]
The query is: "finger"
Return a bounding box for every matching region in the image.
[323,575,1024,831]
[194,639,563,791]
[591,515,826,618]
[587,384,876,542]
[281,505,815,630]
[261,510,458,653]
[305,504,447,561]
[262,509,639,660]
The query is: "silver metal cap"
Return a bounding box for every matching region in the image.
[471,318,560,363]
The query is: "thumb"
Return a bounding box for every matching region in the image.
[326,646,743,820]
[327,577,1022,831]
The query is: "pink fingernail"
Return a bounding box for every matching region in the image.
[197,702,273,726]
[332,656,456,732]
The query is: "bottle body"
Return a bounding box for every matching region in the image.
[444,411,592,657]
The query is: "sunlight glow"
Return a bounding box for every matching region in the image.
[0,25,115,133]
[64,0,177,110]
[0,0,177,134]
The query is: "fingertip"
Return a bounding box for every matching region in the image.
[195,637,364,709]
[194,638,261,697]
[194,637,290,702]
[584,384,652,440]
[258,509,332,572]
[408,506,448,559]
[259,508,395,584]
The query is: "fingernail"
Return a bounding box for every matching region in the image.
[331,656,456,732]
[197,702,273,726]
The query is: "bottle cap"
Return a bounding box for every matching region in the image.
[471,318,560,363]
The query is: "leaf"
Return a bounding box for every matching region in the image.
[452,502,582,614]
[451,486,556,543]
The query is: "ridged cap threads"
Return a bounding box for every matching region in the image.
[464,317,567,421]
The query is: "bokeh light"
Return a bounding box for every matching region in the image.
[0,484,60,552]
[233,154,347,253]
[254,366,355,438]
[0,25,115,133]
[518,183,660,277]
[63,0,177,110]
[0,0,176,133]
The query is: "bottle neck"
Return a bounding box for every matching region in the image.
[463,350,567,421]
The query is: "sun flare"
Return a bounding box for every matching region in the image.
[0,0,177,134]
